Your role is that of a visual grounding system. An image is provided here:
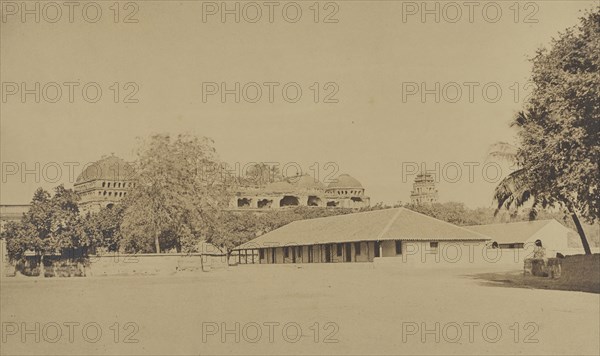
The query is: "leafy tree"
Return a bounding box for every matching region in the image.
[491,7,599,254]
[49,185,85,251]
[207,210,259,263]
[404,202,510,226]
[1,185,84,274]
[2,221,28,263]
[82,203,127,252]
[18,188,52,261]
[120,134,234,253]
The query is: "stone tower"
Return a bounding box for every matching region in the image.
[410,172,438,204]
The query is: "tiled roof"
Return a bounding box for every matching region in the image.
[236,207,490,249]
[465,220,556,244]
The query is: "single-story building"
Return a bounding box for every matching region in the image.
[234,207,491,264]
[465,219,578,258]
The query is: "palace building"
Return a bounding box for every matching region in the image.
[73,155,370,213]
[230,173,370,210]
[74,155,137,214]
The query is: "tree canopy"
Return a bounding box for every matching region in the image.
[491,7,599,253]
[119,134,234,253]
[513,7,599,222]
[2,185,84,262]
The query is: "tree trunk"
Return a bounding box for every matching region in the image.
[38,254,45,278]
[155,233,161,254]
[568,207,592,255]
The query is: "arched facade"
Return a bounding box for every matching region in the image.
[230,174,370,210]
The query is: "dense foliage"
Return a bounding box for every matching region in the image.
[2,186,85,263]
[492,7,599,253]
[119,134,233,253]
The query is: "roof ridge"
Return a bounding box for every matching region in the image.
[235,207,488,250]
[465,219,554,228]
[403,208,492,240]
[375,207,405,241]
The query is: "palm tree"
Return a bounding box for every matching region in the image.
[489,142,592,255]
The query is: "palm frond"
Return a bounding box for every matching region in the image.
[486,142,518,163]
[493,168,533,214]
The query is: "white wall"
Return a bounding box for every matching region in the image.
[378,240,520,267]
[257,240,509,267]
[529,220,572,256]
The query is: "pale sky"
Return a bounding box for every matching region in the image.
[1,0,596,206]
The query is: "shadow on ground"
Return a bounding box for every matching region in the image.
[468,269,600,294]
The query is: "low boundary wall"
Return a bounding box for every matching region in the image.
[1,253,229,277]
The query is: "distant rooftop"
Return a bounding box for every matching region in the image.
[465,220,560,244]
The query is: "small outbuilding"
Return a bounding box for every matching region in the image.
[465,220,575,257]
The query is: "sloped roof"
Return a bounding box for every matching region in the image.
[465,220,558,244]
[236,207,490,249]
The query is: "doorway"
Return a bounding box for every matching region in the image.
[344,243,352,262]
[325,245,331,263]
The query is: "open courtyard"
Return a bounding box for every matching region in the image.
[1,264,598,355]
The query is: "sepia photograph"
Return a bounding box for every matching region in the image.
[0,0,599,355]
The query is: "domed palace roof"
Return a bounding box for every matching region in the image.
[288,174,326,191]
[326,174,363,189]
[75,155,135,184]
[264,180,295,193]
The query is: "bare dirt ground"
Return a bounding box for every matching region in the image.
[1,263,599,355]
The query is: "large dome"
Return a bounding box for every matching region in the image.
[75,155,135,184]
[327,174,363,189]
[288,174,326,191]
